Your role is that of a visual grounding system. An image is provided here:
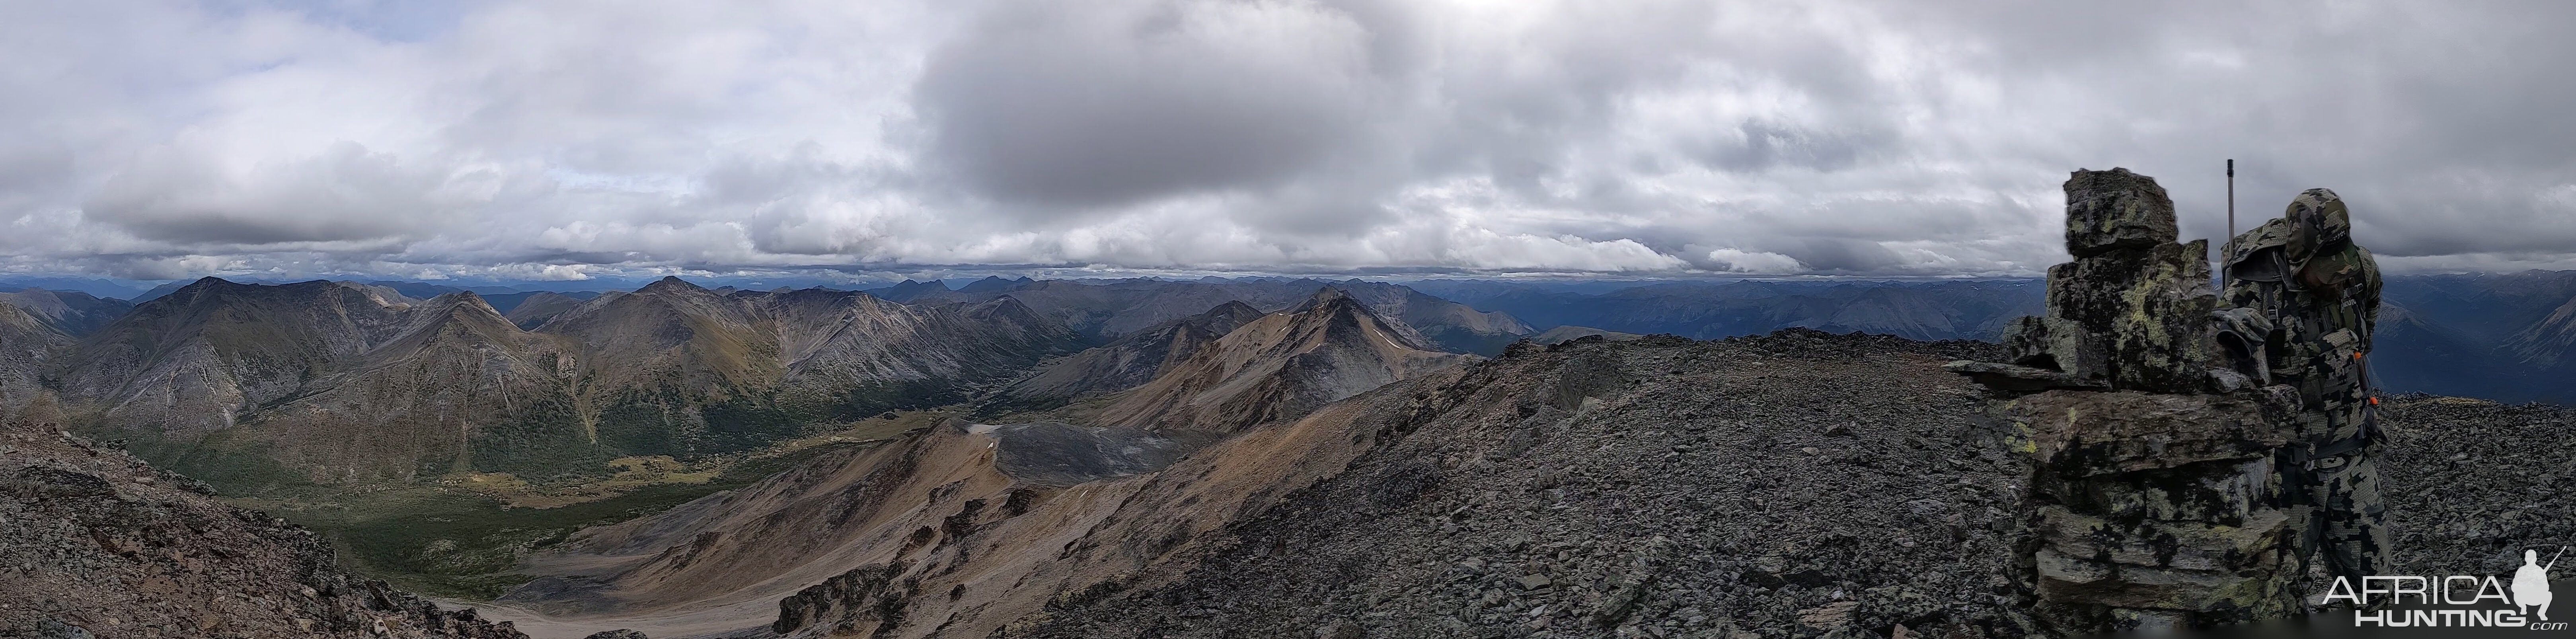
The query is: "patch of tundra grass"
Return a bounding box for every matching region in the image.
[230,412,942,599]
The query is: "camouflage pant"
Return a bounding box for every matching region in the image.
[2298,450,2391,582]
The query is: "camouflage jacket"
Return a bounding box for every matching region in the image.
[2223,218,2381,450]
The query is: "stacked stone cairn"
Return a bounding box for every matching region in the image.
[1948,168,2309,633]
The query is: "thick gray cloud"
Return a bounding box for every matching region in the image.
[0,0,2570,283]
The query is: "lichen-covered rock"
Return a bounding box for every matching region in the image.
[2028,506,2299,613]
[2041,242,2216,393]
[2004,389,2295,479]
[1998,388,2308,631]
[2063,168,2180,258]
[1992,169,2216,395]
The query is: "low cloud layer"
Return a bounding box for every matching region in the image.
[2,0,2570,282]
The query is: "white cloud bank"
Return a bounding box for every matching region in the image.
[0,0,2570,281]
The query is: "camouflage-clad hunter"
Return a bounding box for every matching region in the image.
[2219,188,2389,587]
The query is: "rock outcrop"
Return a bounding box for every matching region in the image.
[0,419,528,639]
[1954,168,2307,632]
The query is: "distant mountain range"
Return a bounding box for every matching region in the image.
[1432,279,2046,342]
[1409,273,2576,405]
[9,270,2576,496]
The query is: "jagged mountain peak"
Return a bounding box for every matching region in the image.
[637,275,707,294]
[1090,288,1474,433]
[400,291,521,335]
[1294,285,1353,308]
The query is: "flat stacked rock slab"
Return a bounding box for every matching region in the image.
[1960,168,2307,633]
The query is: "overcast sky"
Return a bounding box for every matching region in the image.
[2,0,2570,282]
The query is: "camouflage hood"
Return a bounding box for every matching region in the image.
[2227,188,2352,267]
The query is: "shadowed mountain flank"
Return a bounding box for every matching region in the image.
[0,288,135,337]
[986,300,1265,413]
[500,291,598,329]
[0,299,73,411]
